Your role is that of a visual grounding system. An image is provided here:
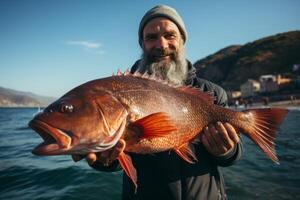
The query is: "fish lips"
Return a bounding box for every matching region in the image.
[28,120,72,155]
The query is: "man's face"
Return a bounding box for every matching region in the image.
[142,17,182,63]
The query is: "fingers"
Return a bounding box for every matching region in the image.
[88,139,126,167]
[71,140,126,167]
[201,122,239,156]
[202,124,228,155]
[86,153,97,166]
[215,122,234,150]
[224,122,240,143]
[202,127,216,154]
[71,154,85,162]
[202,127,215,148]
[96,150,111,164]
[110,139,126,161]
[72,153,99,166]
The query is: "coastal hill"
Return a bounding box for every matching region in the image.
[194,30,300,91]
[0,86,56,107]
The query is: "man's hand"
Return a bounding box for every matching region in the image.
[201,122,240,156]
[71,139,126,167]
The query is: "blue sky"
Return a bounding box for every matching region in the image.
[1,0,299,97]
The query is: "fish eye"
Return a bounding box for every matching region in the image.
[60,104,74,113]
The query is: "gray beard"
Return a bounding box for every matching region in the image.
[136,50,188,85]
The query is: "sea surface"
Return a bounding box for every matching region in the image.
[0,108,299,200]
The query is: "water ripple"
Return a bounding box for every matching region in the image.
[0,108,299,200]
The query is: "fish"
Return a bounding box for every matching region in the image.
[28,72,289,188]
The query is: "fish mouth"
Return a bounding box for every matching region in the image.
[28,120,71,155]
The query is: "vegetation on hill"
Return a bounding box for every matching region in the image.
[194,31,300,91]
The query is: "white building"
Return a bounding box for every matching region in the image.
[240,79,260,98]
[259,74,291,93]
[259,75,278,93]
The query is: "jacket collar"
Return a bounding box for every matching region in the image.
[185,60,197,85]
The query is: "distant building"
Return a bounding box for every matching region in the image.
[227,90,241,99]
[259,75,278,93]
[259,74,291,93]
[276,74,291,85]
[240,79,260,98]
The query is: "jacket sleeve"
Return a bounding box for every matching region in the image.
[214,142,243,167]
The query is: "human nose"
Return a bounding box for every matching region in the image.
[155,37,168,49]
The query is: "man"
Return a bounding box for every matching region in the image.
[73,5,242,200]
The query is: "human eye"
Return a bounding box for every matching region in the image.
[144,34,157,41]
[164,32,177,40]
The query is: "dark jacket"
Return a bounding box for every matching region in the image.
[92,60,242,200]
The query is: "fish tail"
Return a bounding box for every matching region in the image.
[238,108,288,164]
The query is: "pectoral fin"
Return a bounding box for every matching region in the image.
[133,112,177,139]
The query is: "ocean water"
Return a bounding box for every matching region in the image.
[0,108,299,200]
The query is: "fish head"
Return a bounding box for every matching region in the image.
[29,90,128,156]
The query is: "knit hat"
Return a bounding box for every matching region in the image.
[138,5,187,47]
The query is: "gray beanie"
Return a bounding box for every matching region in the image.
[138,5,187,47]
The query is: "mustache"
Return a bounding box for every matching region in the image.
[147,48,176,60]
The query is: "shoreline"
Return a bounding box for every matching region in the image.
[267,99,300,107]
[231,99,300,109]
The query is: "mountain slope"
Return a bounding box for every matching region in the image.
[194,30,300,90]
[0,87,56,107]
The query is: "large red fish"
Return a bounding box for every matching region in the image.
[29,73,288,188]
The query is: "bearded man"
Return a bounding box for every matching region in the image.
[73,5,242,200]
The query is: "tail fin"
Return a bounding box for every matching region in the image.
[240,108,288,164]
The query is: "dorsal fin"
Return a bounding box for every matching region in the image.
[113,68,130,76]
[177,86,214,104]
[124,68,130,75]
[117,69,122,76]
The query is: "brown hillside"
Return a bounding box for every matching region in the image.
[194,31,300,90]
